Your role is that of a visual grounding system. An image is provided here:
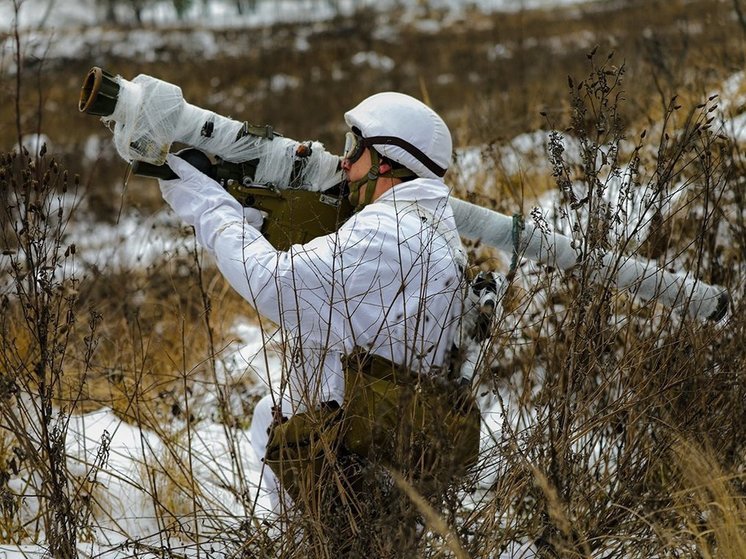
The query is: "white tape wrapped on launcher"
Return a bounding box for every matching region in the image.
[102,71,729,323]
[106,73,343,192]
[451,199,728,321]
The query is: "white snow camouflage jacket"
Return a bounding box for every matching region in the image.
[160,154,465,412]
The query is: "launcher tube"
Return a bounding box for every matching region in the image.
[450,198,728,321]
[81,68,343,192]
[80,68,728,321]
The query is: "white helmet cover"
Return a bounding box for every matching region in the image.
[344,92,453,179]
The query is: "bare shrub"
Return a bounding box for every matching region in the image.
[0,3,744,556]
[461,50,745,559]
[0,146,91,556]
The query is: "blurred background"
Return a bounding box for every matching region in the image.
[0,1,744,557]
[3,0,745,217]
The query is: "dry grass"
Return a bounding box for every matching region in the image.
[0,253,256,427]
[668,439,746,558]
[0,0,745,557]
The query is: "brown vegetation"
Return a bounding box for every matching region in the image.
[0,0,744,556]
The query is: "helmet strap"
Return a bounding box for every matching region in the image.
[347,150,417,211]
[347,149,380,211]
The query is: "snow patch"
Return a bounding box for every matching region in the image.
[268,73,301,92]
[350,51,396,71]
[20,133,52,155]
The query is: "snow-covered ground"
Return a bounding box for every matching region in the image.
[0,0,596,69]
[2,0,594,33]
[1,0,744,555]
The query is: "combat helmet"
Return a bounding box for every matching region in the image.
[343,92,453,208]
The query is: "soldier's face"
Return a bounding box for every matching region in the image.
[342,147,372,183]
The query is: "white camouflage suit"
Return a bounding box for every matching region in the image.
[159,154,465,508]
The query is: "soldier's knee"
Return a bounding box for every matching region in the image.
[249,394,275,459]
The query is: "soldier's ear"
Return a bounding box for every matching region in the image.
[378,161,392,174]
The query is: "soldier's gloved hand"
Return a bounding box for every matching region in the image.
[243,207,266,231]
[158,153,268,253]
[160,154,267,232]
[158,153,244,229]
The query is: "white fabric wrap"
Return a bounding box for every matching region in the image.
[160,154,464,412]
[101,71,725,322]
[106,73,343,191]
[451,197,725,320]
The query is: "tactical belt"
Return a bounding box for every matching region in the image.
[342,349,455,389]
[265,348,481,507]
[343,350,413,386]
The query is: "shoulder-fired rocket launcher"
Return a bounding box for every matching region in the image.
[79,67,729,322]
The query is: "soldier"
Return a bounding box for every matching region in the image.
[158,92,480,550]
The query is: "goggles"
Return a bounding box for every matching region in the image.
[343,130,367,164]
[343,129,447,178]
